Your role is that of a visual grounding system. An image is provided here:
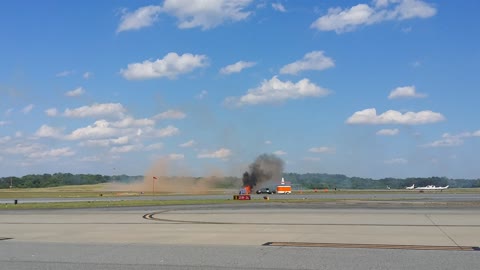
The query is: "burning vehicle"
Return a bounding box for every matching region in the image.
[238,154,284,195]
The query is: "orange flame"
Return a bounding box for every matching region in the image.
[244,186,251,194]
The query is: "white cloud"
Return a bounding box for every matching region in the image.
[155,125,180,137]
[35,125,64,138]
[22,104,34,114]
[83,72,93,79]
[56,70,74,77]
[80,136,129,148]
[117,5,162,33]
[273,150,287,156]
[179,140,195,148]
[422,131,480,148]
[45,108,58,117]
[196,90,208,99]
[64,103,126,118]
[4,143,43,155]
[144,143,164,151]
[225,76,331,107]
[67,120,118,140]
[27,147,75,159]
[168,153,185,160]
[110,144,142,153]
[346,108,445,125]
[0,121,10,126]
[304,157,321,162]
[120,52,208,80]
[280,51,335,75]
[384,158,408,164]
[197,148,232,159]
[376,128,400,136]
[272,3,286,12]
[15,131,22,137]
[388,85,426,99]
[0,136,11,144]
[265,140,272,145]
[162,0,253,30]
[5,108,14,116]
[65,87,85,97]
[154,109,186,120]
[311,0,436,33]
[79,156,100,162]
[220,61,256,74]
[308,147,335,153]
[111,117,155,128]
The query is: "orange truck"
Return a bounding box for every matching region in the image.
[276,185,292,194]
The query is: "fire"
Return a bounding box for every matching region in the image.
[244,186,251,194]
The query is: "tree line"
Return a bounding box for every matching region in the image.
[0,172,479,189]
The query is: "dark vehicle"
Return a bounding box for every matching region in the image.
[256,188,276,194]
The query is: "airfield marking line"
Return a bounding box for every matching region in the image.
[425,214,465,250]
[143,211,480,227]
[262,242,479,251]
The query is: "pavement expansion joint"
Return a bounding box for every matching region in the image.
[262,242,480,251]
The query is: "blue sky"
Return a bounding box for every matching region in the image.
[1,0,479,179]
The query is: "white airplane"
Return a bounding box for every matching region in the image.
[415,185,449,191]
[405,184,415,190]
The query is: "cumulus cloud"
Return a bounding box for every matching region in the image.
[265,140,272,145]
[4,143,43,155]
[422,131,480,148]
[388,85,426,99]
[179,140,195,148]
[64,103,126,118]
[154,109,186,120]
[67,120,119,140]
[117,5,162,33]
[311,0,437,33]
[56,70,74,77]
[162,0,253,30]
[45,108,58,117]
[167,153,185,160]
[154,125,180,137]
[120,52,208,80]
[111,117,155,128]
[196,90,208,99]
[384,158,408,164]
[225,76,330,107]
[0,136,11,144]
[110,144,142,153]
[280,51,335,75]
[65,87,85,97]
[83,72,93,79]
[272,3,286,12]
[220,61,256,74]
[35,125,64,139]
[144,142,164,151]
[27,147,75,159]
[22,104,34,114]
[80,136,130,148]
[273,150,287,156]
[376,128,400,136]
[346,108,445,125]
[0,121,10,126]
[197,148,232,159]
[308,147,335,153]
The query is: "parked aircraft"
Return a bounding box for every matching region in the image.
[415,185,449,190]
[405,184,415,190]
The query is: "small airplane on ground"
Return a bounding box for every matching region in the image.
[415,185,449,191]
[405,184,415,190]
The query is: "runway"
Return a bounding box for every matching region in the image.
[1,203,480,269]
[1,192,480,204]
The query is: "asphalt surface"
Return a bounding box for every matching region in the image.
[2,192,480,204]
[1,203,480,269]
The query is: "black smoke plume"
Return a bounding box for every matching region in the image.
[242,154,284,189]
